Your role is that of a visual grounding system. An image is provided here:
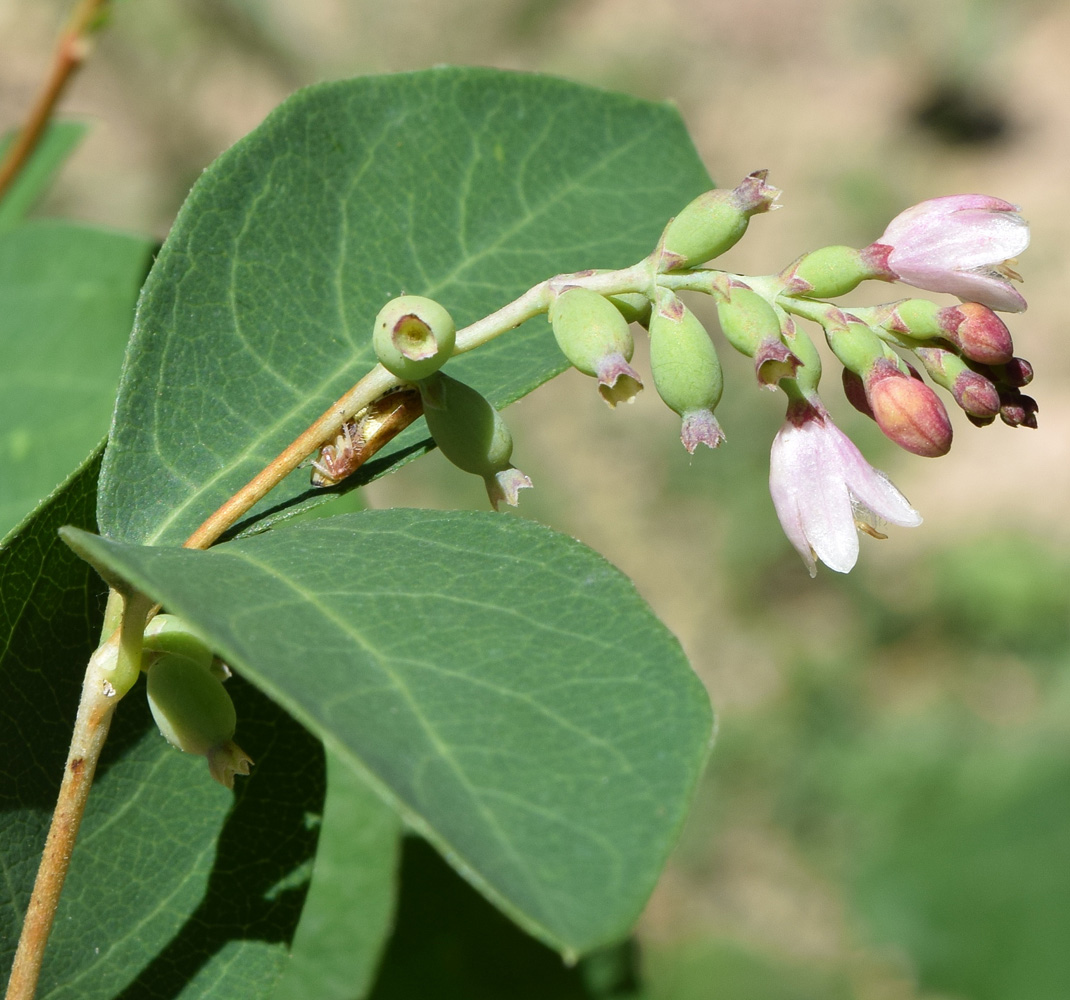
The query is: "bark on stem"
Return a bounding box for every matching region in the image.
[0,0,110,203]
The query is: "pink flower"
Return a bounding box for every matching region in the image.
[769,402,922,576]
[868,195,1029,312]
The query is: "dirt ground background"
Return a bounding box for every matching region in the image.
[3,2,1067,998]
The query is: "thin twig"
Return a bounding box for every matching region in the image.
[4,591,151,1000]
[0,0,110,203]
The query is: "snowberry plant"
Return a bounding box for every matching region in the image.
[1,47,1032,1000]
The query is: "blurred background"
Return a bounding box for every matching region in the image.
[2,1,1067,997]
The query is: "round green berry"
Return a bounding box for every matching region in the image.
[373,295,456,381]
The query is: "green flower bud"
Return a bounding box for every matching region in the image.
[373,295,456,381]
[659,171,780,270]
[715,284,800,388]
[549,287,642,406]
[147,653,252,789]
[143,614,214,671]
[649,292,725,453]
[784,245,878,299]
[419,372,532,509]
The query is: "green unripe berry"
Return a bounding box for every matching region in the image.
[148,654,237,757]
[373,295,456,381]
[787,246,872,299]
[143,614,214,671]
[549,287,634,375]
[649,297,723,416]
[659,172,780,270]
[606,292,653,328]
[420,372,512,474]
[420,373,532,509]
[549,287,643,406]
[146,653,252,788]
[715,286,781,357]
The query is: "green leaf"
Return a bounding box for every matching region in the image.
[62,509,713,955]
[0,221,153,540]
[0,120,88,231]
[271,752,401,1000]
[97,68,711,546]
[1,452,327,1000]
[366,837,643,999]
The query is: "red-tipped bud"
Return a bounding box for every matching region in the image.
[996,357,1033,388]
[937,303,1014,364]
[953,372,1002,418]
[865,362,953,457]
[999,389,1039,429]
[913,346,1001,418]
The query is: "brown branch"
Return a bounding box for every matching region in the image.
[4,588,151,1000]
[0,0,110,203]
[183,364,401,550]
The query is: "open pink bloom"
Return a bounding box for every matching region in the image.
[869,195,1029,312]
[770,402,922,576]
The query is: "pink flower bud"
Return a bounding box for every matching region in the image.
[912,345,1000,418]
[868,194,1029,312]
[999,357,1033,387]
[937,303,1014,364]
[951,371,1001,418]
[865,363,953,457]
[999,389,1039,429]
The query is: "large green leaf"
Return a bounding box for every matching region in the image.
[366,837,643,999]
[271,752,401,1000]
[97,68,711,546]
[63,509,713,955]
[0,221,153,539]
[0,120,88,232]
[0,452,327,1000]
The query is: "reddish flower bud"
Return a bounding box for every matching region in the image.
[913,346,1001,418]
[999,389,1039,429]
[997,357,1033,388]
[937,302,1014,364]
[865,362,953,457]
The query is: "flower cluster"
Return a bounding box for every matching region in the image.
[335,177,1031,576]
